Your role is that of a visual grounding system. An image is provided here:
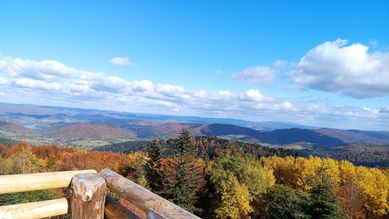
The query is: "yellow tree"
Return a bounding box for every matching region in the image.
[212,155,275,217]
[261,156,299,188]
[215,174,252,219]
[354,166,389,217]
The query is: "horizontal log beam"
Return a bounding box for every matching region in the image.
[99,168,200,219]
[0,198,68,219]
[0,169,96,194]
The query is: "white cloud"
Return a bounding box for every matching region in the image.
[155,84,186,97]
[109,57,135,67]
[0,77,7,85]
[287,39,389,98]
[131,80,154,92]
[240,89,265,102]
[217,90,232,99]
[282,101,294,110]
[234,66,276,84]
[194,90,207,98]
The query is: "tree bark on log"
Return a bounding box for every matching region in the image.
[70,173,107,219]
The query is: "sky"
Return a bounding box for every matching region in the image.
[0,0,389,130]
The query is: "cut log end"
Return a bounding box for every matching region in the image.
[70,173,107,219]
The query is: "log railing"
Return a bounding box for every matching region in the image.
[0,169,200,219]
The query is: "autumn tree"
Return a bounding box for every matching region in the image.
[6,142,48,174]
[354,166,389,217]
[214,174,252,219]
[211,155,275,218]
[126,151,148,186]
[338,161,365,218]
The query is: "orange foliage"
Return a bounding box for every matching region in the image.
[1,143,133,175]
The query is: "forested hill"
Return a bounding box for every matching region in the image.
[94,136,297,158]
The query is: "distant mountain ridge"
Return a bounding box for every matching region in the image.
[1,102,389,149]
[0,102,311,131]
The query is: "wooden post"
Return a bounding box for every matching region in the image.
[70,173,107,219]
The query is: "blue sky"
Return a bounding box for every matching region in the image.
[0,0,389,130]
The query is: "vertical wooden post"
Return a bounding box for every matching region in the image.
[70,173,107,219]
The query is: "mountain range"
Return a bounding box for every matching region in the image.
[1,102,389,149]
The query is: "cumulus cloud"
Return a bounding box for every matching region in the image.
[287,39,389,98]
[240,89,266,102]
[234,66,276,84]
[109,57,135,67]
[217,90,233,99]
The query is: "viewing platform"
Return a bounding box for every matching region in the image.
[0,169,200,219]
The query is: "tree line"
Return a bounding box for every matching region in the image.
[0,129,389,218]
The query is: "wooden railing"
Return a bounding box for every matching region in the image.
[0,169,200,219]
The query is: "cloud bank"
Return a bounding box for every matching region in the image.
[2,39,389,130]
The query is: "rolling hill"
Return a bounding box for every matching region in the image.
[46,123,135,140]
[1,102,389,150]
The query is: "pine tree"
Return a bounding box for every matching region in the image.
[144,138,164,193]
[308,179,342,219]
[261,185,310,219]
[174,128,196,155]
[164,128,205,213]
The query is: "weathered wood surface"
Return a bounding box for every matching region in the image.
[105,195,140,219]
[0,198,68,219]
[148,208,168,219]
[70,173,107,219]
[99,168,201,219]
[0,169,96,194]
[119,198,147,218]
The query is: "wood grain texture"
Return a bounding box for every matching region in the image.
[70,173,107,219]
[105,195,140,219]
[148,208,168,219]
[0,169,96,194]
[99,168,201,219]
[0,198,68,219]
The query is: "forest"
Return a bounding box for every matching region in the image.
[0,129,389,219]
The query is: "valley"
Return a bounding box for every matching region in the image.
[1,102,389,166]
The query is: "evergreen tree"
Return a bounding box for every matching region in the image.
[261,185,310,219]
[144,138,164,193]
[308,179,343,219]
[174,128,196,155]
[164,129,205,213]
